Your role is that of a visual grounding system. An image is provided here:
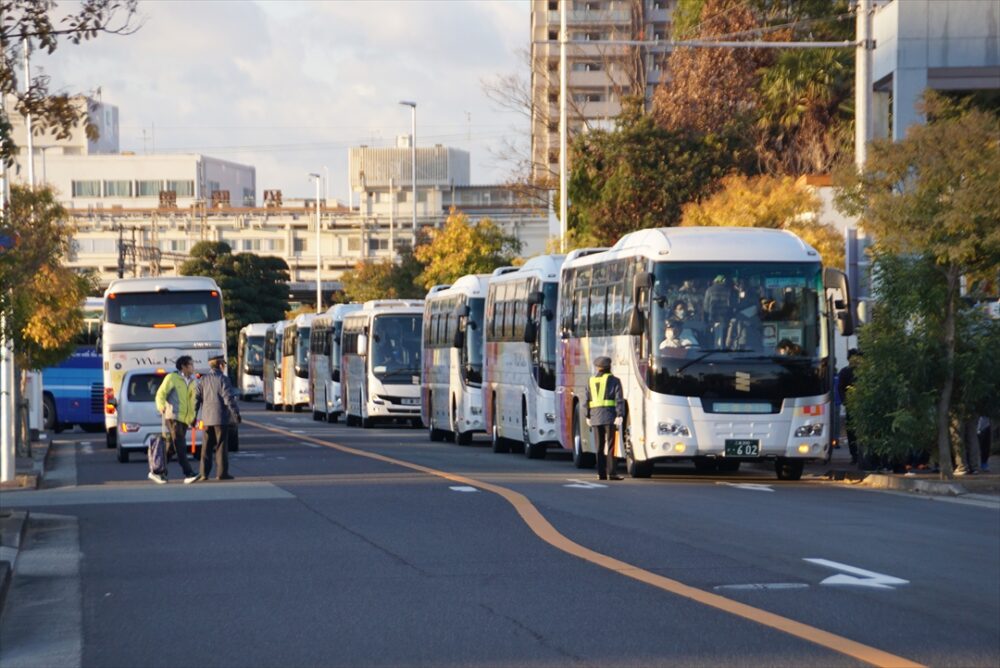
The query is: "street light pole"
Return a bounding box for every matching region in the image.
[559,0,568,254]
[399,101,417,242]
[309,173,322,313]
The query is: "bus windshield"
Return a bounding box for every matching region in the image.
[650,261,827,401]
[538,282,559,390]
[463,297,485,384]
[295,328,311,371]
[246,336,265,375]
[371,314,421,383]
[106,291,222,327]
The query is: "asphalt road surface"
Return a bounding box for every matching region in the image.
[2,401,998,668]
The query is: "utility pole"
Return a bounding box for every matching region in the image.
[309,173,322,313]
[855,0,873,170]
[558,0,568,254]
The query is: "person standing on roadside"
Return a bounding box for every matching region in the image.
[837,349,861,466]
[194,355,241,481]
[585,356,625,481]
[153,355,200,484]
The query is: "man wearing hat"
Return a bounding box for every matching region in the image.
[193,355,242,481]
[584,356,625,481]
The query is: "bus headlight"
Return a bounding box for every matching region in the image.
[658,422,690,437]
[794,423,824,437]
[372,396,386,405]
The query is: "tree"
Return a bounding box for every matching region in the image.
[339,247,425,302]
[836,94,1000,478]
[568,99,737,246]
[0,185,93,368]
[413,209,521,289]
[179,241,290,358]
[1,0,139,167]
[679,173,844,268]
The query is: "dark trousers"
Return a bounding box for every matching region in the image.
[200,425,230,479]
[164,419,196,477]
[980,428,992,467]
[592,424,618,479]
[845,411,859,463]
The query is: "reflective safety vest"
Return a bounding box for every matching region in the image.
[589,373,616,408]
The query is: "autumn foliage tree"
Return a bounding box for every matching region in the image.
[339,247,425,302]
[680,173,844,268]
[413,210,521,289]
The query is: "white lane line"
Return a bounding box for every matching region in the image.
[449,486,479,493]
[81,444,94,455]
[717,482,775,492]
[564,479,607,489]
[803,558,909,589]
[291,430,306,434]
[714,583,810,591]
[303,443,321,449]
[80,442,91,446]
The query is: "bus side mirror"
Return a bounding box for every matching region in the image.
[527,290,544,306]
[452,329,465,349]
[629,271,653,336]
[357,334,368,356]
[524,320,538,344]
[824,267,855,336]
[457,304,471,318]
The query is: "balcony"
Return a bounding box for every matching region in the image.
[547,10,632,25]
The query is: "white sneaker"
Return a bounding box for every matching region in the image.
[148,472,167,485]
[183,475,200,484]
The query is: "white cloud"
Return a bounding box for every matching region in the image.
[33,0,530,201]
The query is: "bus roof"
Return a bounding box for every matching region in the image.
[360,299,424,311]
[602,227,819,264]
[104,276,220,296]
[424,274,490,301]
[267,320,290,334]
[292,313,317,328]
[240,323,271,336]
[491,254,565,284]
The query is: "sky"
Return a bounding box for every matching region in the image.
[35,0,530,203]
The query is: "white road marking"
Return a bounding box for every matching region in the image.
[79,442,91,447]
[803,558,909,589]
[449,486,479,493]
[717,482,775,492]
[714,583,809,591]
[564,479,607,489]
[291,430,306,434]
[303,443,321,449]
[81,444,94,455]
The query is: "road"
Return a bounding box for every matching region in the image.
[2,401,998,668]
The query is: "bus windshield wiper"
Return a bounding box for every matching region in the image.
[676,349,730,373]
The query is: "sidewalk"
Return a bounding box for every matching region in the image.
[0,434,52,619]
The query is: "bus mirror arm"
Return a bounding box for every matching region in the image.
[823,268,855,337]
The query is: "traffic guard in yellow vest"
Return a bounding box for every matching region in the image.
[584,356,625,480]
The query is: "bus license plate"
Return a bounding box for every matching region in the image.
[725,439,760,457]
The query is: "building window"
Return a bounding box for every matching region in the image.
[71,180,101,197]
[573,92,605,103]
[548,0,557,9]
[548,92,558,103]
[166,180,194,197]
[548,59,559,72]
[206,180,220,195]
[160,239,187,252]
[293,238,307,253]
[368,238,389,251]
[243,188,255,207]
[103,180,132,197]
[267,239,285,252]
[572,62,603,72]
[347,237,361,252]
[137,180,161,197]
[548,30,558,41]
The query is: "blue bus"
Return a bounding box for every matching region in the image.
[42,297,105,433]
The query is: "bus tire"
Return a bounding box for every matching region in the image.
[717,459,741,473]
[490,398,510,454]
[43,394,57,432]
[456,430,472,445]
[327,412,338,424]
[624,426,652,478]
[693,457,718,473]
[116,443,129,463]
[312,410,323,421]
[361,416,374,429]
[572,409,595,469]
[106,428,117,449]
[523,405,545,459]
[775,458,804,481]
[428,411,446,441]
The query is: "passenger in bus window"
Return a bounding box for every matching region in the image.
[660,302,699,350]
[776,338,803,356]
[704,274,736,348]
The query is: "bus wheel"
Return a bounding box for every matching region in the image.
[523,406,545,459]
[116,443,129,463]
[693,457,718,473]
[572,410,595,469]
[775,458,804,481]
[428,411,446,442]
[361,416,374,429]
[43,394,57,432]
[624,424,652,478]
[456,430,472,445]
[312,410,323,421]
[327,412,339,424]
[490,399,510,454]
[106,428,117,449]
[717,459,741,473]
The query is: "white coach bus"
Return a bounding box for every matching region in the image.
[341,300,424,428]
[556,227,854,480]
[237,323,269,400]
[281,313,315,411]
[421,275,489,444]
[263,320,288,411]
[483,255,567,459]
[101,276,226,449]
[309,303,363,422]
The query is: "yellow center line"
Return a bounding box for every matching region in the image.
[246,419,924,668]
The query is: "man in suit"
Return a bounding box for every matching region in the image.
[194,356,242,481]
[585,356,625,481]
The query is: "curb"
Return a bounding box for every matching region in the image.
[0,509,30,621]
[860,473,968,496]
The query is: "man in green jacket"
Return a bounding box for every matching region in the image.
[154,355,199,484]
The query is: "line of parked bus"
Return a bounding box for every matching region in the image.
[239,227,856,481]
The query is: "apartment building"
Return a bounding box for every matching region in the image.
[530,0,674,182]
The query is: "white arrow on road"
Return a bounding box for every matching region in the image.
[564,479,607,489]
[803,558,909,589]
[717,482,774,492]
